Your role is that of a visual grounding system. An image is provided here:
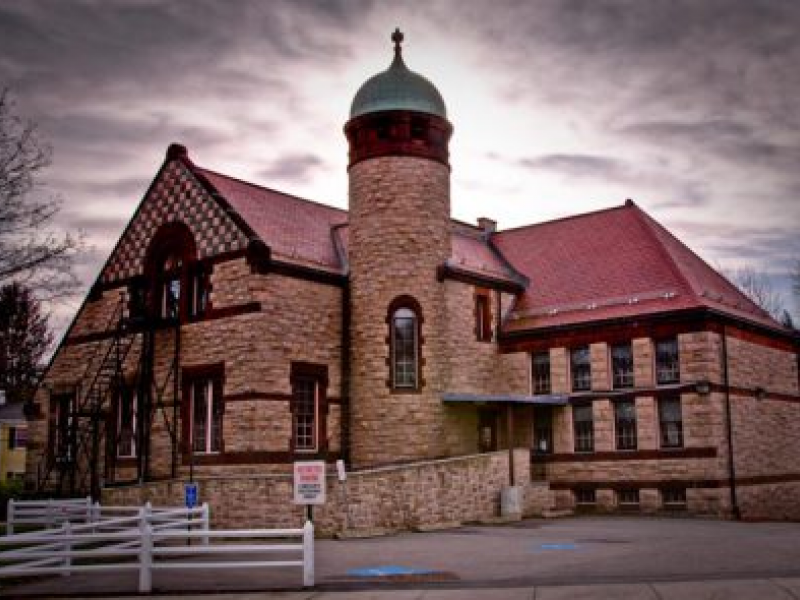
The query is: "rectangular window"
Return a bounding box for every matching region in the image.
[658,397,683,448]
[189,266,209,319]
[292,377,318,452]
[618,488,640,507]
[49,392,74,461]
[532,352,551,395]
[475,293,492,342]
[574,488,596,506]
[290,362,327,454]
[611,343,634,389]
[655,338,680,384]
[190,377,223,454]
[662,488,687,509]
[8,426,27,450]
[116,387,137,458]
[614,400,637,450]
[570,346,591,391]
[573,404,594,452]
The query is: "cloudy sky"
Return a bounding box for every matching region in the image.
[1,0,798,338]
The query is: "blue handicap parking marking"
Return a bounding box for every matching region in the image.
[348,565,435,577]
[538,543,580,551]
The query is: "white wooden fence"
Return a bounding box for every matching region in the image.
[1,499,314,592]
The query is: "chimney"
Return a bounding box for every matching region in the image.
[478,217,497,234]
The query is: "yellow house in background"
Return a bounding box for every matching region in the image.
[0,400,27,483]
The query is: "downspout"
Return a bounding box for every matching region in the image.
[341,284,351,465]
[721,325,740,520]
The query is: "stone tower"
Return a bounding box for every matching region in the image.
[345,29,454,467]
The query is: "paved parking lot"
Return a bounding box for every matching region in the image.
[4,516,800,598]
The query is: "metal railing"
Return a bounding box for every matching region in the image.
[1,500,314,591]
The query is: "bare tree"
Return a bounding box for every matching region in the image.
[0,282,52,404]
[725,265,785,321]
[0,88,80,299]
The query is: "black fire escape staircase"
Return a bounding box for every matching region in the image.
[37,288,184,500]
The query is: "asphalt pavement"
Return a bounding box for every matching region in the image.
[4,515,800,599]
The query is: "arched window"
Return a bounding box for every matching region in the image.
[159,251,183,320]
[387,296,423,391]
[143,223,208,322]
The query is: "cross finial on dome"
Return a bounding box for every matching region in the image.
[392,28,404,55]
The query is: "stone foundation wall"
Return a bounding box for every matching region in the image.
[103,450,553,535]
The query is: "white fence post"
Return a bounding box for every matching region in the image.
[139,522,153,593]
[302,520,314,587]
[84,496,92,524]
[6,498,14,536]
[201,503,210,546]
[62,521,72,577]
[47,499,54,527]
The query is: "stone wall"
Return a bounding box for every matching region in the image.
[103,450,553,536]
[724,332,800,520]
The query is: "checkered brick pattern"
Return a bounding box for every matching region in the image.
[102,161,249,283]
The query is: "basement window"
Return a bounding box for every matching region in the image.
[661,488,687,510]
[618,488,640,509]
[574,488,597,507]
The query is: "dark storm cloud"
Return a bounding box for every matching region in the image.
[258,154,325,183]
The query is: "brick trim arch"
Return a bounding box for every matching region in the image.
[143,222,207,323]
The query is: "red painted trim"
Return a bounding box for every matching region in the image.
[188,450,343,466]
[438,264,525,294]
[204,302,262,321]
[345,110,452,169]
[533,447,717,463]
[550,472,800,490]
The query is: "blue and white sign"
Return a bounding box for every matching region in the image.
[185,482,199,508]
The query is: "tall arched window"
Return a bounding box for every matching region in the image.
[159,251,183,320]
[144,223,208,322]
[387,296,423,391]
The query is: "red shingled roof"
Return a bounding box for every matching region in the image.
[493,201,782,332]
[189,158,783,336]
[197,167,348,272]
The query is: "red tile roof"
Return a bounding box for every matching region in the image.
[197,167,348,272]
[189,158,785,335]
[493,201,782,332]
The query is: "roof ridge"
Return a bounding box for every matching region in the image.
[495,201,630,235]
[196,166,348,217]
[627,204,698,300]
[633,205,775,322]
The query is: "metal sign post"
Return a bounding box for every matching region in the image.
[293,461,326,522]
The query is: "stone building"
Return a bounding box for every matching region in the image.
[25,31,800,529]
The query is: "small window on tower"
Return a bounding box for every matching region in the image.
[411,117,426,140]
[376,118,392,140]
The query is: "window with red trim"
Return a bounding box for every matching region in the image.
[290,362,328,454]
[182,366,224,456]
[387,296,423,391]
[475,291,492,342]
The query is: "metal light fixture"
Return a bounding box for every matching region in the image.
[695,379,712,395]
